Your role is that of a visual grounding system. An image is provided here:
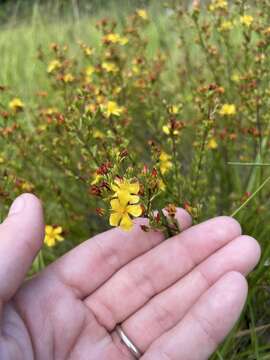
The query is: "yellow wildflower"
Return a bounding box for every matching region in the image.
[111,178,140,205]
[158,179,166,191]
[84,47,94,56]
[240,15,254,27]
[132,65,140,75]
[159,151,173,174]
[219,103,236,116]
[162,125,170,135]
[168,105,181,114]
[44,225,64,247]
[209,0,228,11]
[207,138,218,149]
[63,73,75,83]
[162,125,179,136]
[0,156,4,164]
[85,65,95,76]
[47,59,61,73]
[219,21,233,32]
[102,33,128,45]
[110,178,142,231]
[100,101,124,118]
[93,129,105,139]
[43,107,58,115]
[84,66,94,83]
[110,198,142,231]
[113,86,122,95]
[231,73,240,82]
[21,181,34,192]
[9,98,24,112]
[136,9,148,20]
[102,62,119,73]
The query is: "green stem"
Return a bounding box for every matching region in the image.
[231,174,270,217]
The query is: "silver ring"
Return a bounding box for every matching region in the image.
[115,325,142,358]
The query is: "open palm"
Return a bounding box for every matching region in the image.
[0,194,260,360]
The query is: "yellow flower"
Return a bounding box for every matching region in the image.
[132,65,140,74]
[63,73,75,83]
[93,129,105,139]
[102,33,129,45]
[9,98,24,112]
[219,21,233,32]
[136,9,148,20]
[43,107,58,115]
[162,125,179,136]
[100,101,124,118]
[240,15,254,27]
[219,103,236,116]
[159,151,173,174]
[231,72,240,82]
[168,105,181,114]
[111,178,140,205]
[110,199,142,231]
[113,86,122,95]
[102,61,119,73]
[84,47,94,56]
[0,156,5,164]
[207,138,218,149]
[44,225,64,247]
[47,59,61,73]
[110,178,142,230]
[85,65,95,76]
[158,179,166,191]
[209,0,228,11]
[162,125,170,135]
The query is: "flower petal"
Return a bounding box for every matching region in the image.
[119,213,133,231]
[128,182,140,194]
[110,198,122,211]
[128,195,140,204]
[45,235,55,247]
[127,204,142,217]
[45,225,54,235]
[54,226,63,234]
[118,190,131,206]
[110,212,122,227]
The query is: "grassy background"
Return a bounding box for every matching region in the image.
[1,1,270,359]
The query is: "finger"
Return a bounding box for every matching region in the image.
[143,271,248,360]
[0,194,44,308]
[46,208,192,298]
[85,216,241,330]
[113,235,260,352]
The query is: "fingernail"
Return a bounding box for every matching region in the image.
[8,195,25,215]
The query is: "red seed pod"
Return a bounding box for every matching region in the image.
[96,207,105,216]
[151,168,158,177]
[155,212,161,223]
[120,149,129,158]
[89,185,101,197]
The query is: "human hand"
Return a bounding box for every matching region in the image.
[0,194,260,360]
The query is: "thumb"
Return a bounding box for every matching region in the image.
[0,193,44,307]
